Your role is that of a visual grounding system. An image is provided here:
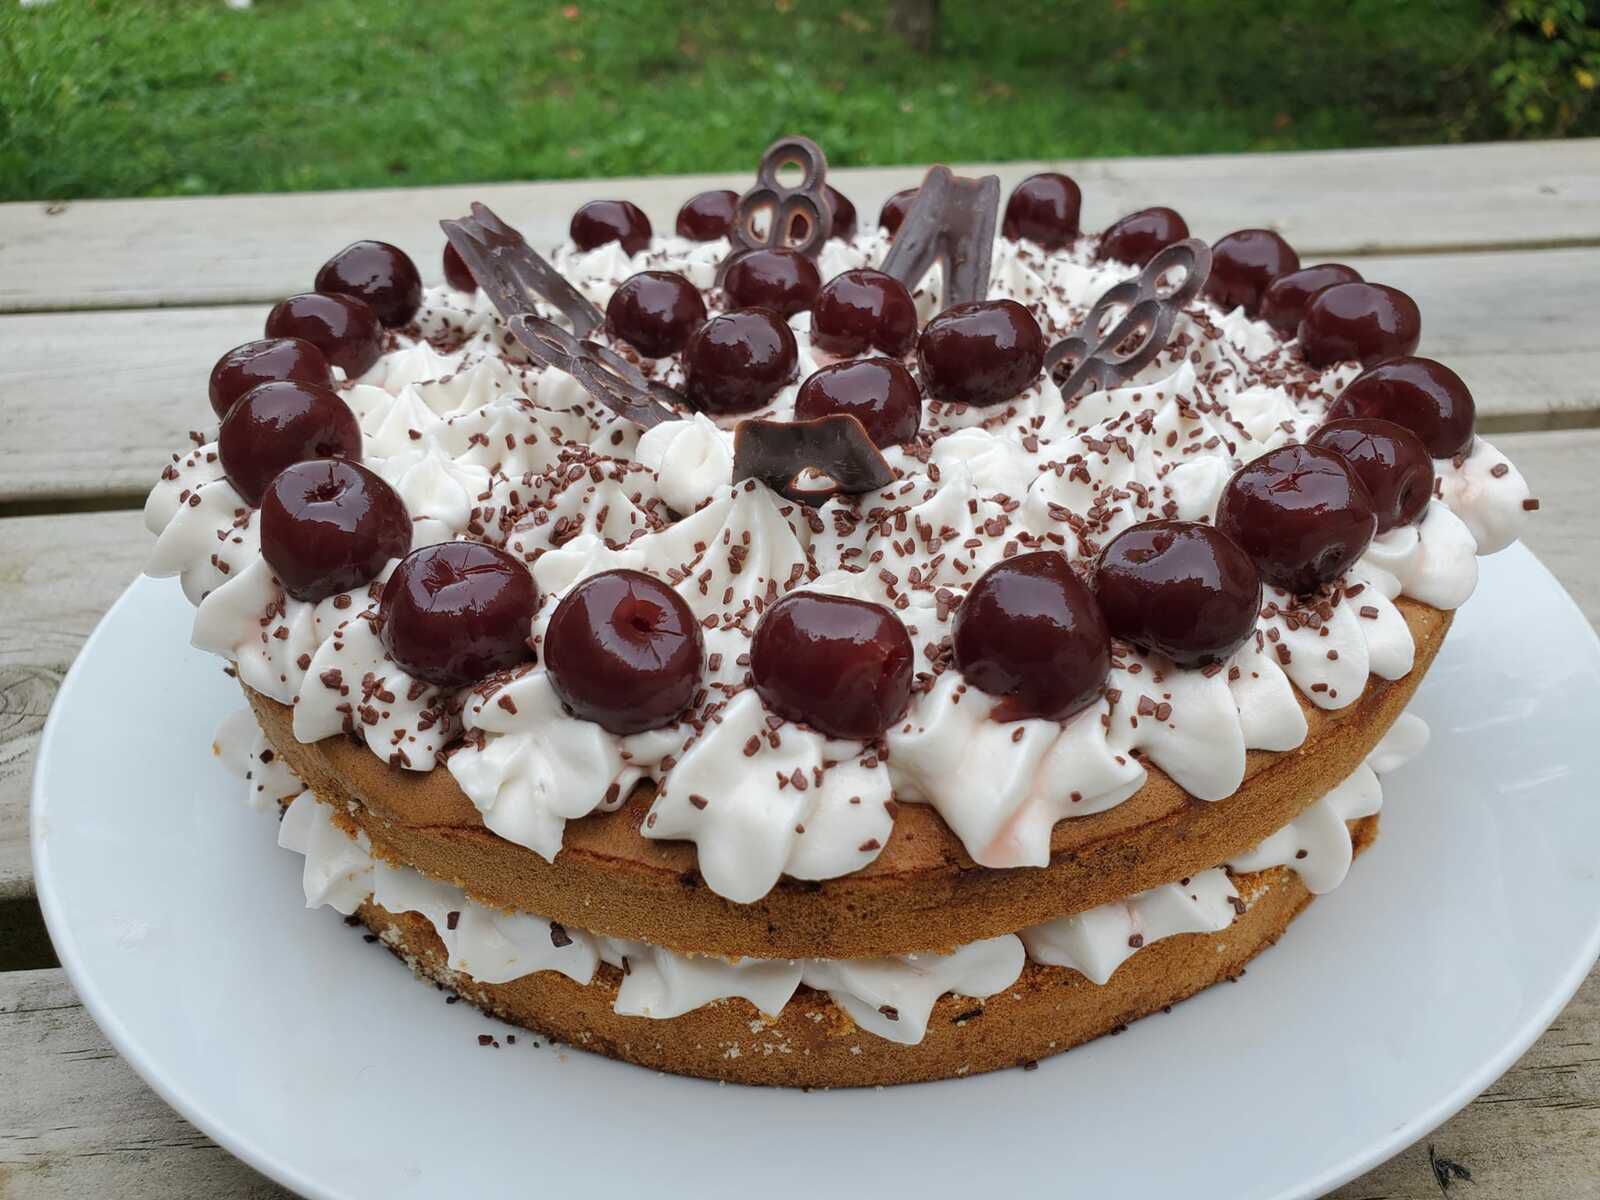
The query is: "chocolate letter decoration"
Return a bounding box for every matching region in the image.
[724,136,833,271]
[506,314,682,430]
[441,202,605,338]
[879,165,1001,311]
[732,416,895,506]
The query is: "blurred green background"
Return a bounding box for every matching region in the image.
[1,0,1595,202]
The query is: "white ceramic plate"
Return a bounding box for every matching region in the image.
[34,544,1600,1200]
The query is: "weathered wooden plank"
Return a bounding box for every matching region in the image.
[2,250,1596,506]
[2,141,1596,313]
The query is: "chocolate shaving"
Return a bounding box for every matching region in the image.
[506,314,681,429]
[724,135,832,272]
[1045,237,1213,400]
[732,415,894,506]
[879,165,1001,311]
[440,202,604,337]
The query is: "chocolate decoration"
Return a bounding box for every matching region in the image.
[879,165,1001,311]
[1045,237,1213,400]
[724,136,833,272]
[732,415,895,506]
[506,314,681,429]
[440,202,605,337]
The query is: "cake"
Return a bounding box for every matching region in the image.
[148,136,1534,1087]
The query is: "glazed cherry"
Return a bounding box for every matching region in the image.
[1002,172,1082,250]
[570,200,652,255]
[722,248,821,318]
[1204,229,1300,317]
[1094,522,1261,668]
[825,185,858,240]
[750,591,913,741]
[544,569,703,734]
[1257,263,1363,340]
[794,358,921,448]
[952,551,1111,722]
[379,543,537,688]
[219,380,361,506]
[1216,444,1377,594]
[442,241,477,293]
[684,308,798,414]
[259,460,411,602]
[208,337,332,420]
[917,299,1044,407]
[1325,356,1475,458]
[1096,207,1190,267]
[606,271,707,358]
[264,292,384,377]
[879,187,918,235]
[314,240,422,328]
[676,189,739,241]
[810,268,918,358]
[1298,282,1422,368]
[1310,418,1435,532]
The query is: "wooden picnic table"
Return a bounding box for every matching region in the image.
[2,142,1598,1198]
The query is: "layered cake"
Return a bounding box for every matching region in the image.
[149,137,1534,1086]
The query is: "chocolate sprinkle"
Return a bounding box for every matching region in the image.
[732,415,895,506]
[725,134,832,270]
[879,164,1001,311]
[507,314,682,429]
[440,201,603,336]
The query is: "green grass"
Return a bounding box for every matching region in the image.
[0,0,1505,202]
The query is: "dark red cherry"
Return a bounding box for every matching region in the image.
[1216,444,1377,594]
[810,268,918,358]
[1094,522,1261,668]
[824,185,858,241]
[794,358,921,448]
[1299,282,1421,368]
[1096,207,1190,267]
[606,271,707,358]
[259,460,410,602]
[378,542,538,687]
[208,337,333,420]
[722,248,821,318]
[953,551,1111,722]
[1325,356,1475,458]
[684,308,799,414]
[1258,264,1363,340]
[219,381,362,506]
[676,189,739,241]
[544,569,703,734]
[750,591,913,741]
[1204,229,1300,317]
[442,241,476,293]
[917,299,1044,407]
[1309,418,1435,533]
[879,187,918,235]
[314,240,422,328]
[571,200,652,255]
[1002,173,1082,250]
[265,293,384,377]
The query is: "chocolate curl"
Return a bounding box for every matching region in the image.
[506,314,681,430]
[732,415,895,506]
[441,202,604,337]
[1046,238,1214,400]
[724,135,833,273]
[880,165,1001,311]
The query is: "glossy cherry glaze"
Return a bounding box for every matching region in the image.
[1216,443,1377,594]
[1309,418,1435,532]
[442,241,477,293]
[722,248,821,318]
[878,187,918,235]
[1257,263,1363,340]
[1203,229,1300,317]
[794,358,922,448]
[314,240,422,328]
[1002,173,1082,250]
[825,185,858,241]
[606,271,707,358]
[750,591,913,741]
[1095,207,1190,267]
[259,460,411,602]
[264,293,384,377]
[684,308,798,414]
[378,542,538,688]
[544,569,703,734]
[1093,521,1261,668]
[208,337,332,420]
[218,380,362,506]
[1325,356,1475,458]
[676,189,739,241]
[810,268,918,357]
[952,551,1111,721]
[917,299,1044,407]
[1298,282,1422,368]
[570,200,652,255]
